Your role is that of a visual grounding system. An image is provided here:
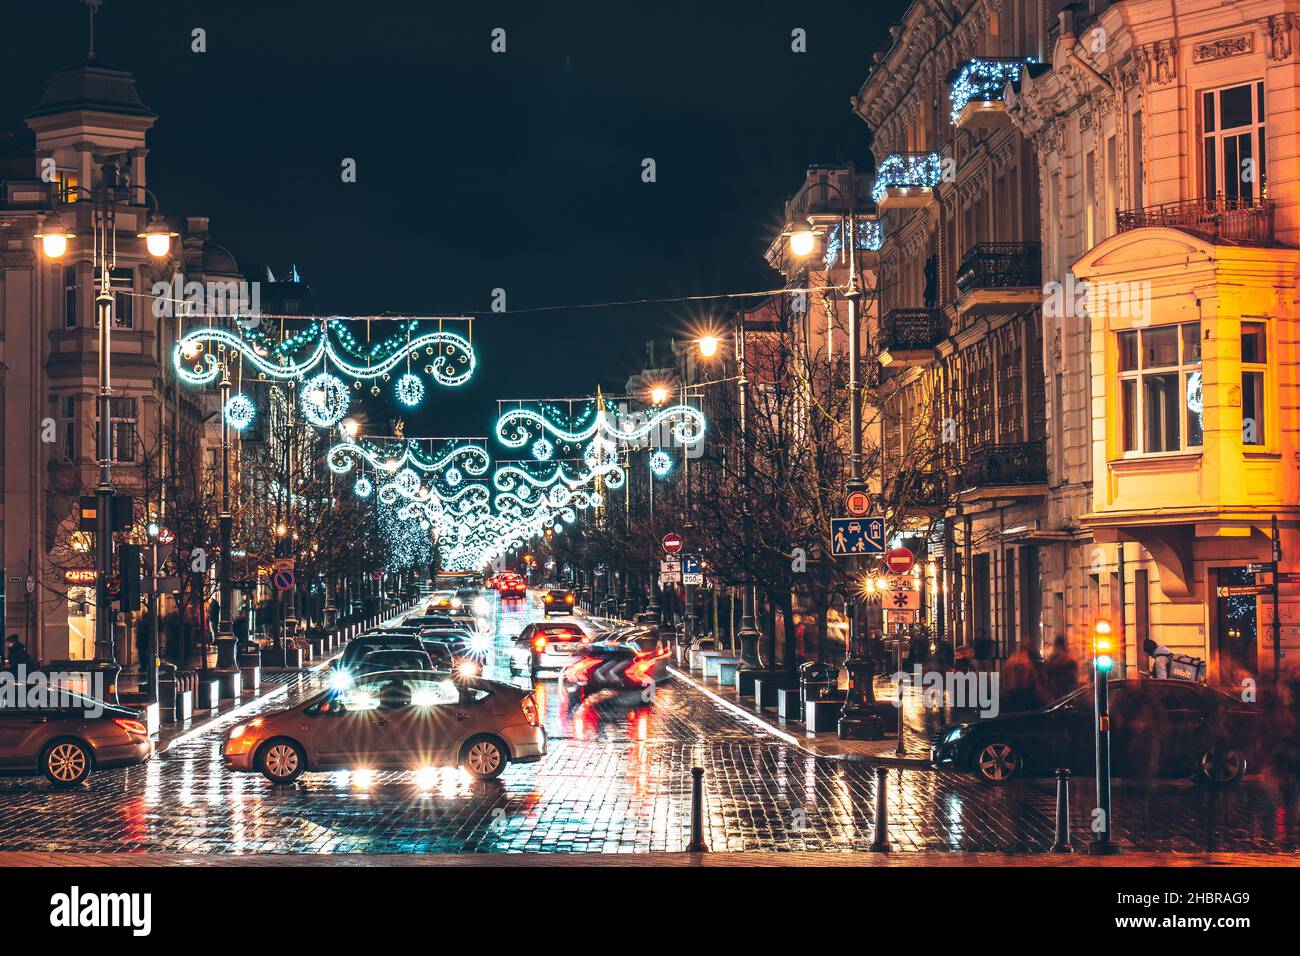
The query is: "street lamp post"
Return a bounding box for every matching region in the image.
[788,163,876,739]
[213,359,242,698]
[35,162,175,701]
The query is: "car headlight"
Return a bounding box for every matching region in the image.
[230,723,247,740]
[943,726,966,744]
[329,669,355,691]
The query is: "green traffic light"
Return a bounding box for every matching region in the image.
[1095,654,1114,671]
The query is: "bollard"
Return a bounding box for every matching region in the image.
[1050,768,1074,853]
[686,766,709,852]
[869,765,891,852]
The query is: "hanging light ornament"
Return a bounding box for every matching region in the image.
[395,371,425,407]
[650,450,673,477]
[354,475,373,497]
[301,372,351,427]
[532,438,554,461]
[224,393,256,431]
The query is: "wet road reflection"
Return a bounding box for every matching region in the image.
[0,592,1294,854]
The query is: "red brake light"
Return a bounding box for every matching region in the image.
[520,694,540,727]
[566,594,574,604]
[112,717,148,736]
[532,635,548,653]
[566,657,601,685]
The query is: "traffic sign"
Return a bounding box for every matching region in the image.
[1216,584,1268,597]
[273,568,296,591]
[681,555,703,586]
[845,490,871,517]
[594,563,608,576]
[370,571,383,580]
[884,609,918,624]
[830,517,885,556]
[884,589,920,610]
[883,547,915,575]
[274,558,295,573]
[662,533,684,555]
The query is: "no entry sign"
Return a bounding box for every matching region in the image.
[883,547,915,575]
[662,533,684,554]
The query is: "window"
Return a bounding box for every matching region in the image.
[1105,134,1118,238]
[1241,321,1267,446]
[92,267,134,329]
[1130,111,1144,208]
[60,396,76,460]
[1085,150,1096,248]
[1202,81,1267,202]
[64,265,78,328]
[1117,324,1201,454]
[53,169,78,204]
[111,397,137,463]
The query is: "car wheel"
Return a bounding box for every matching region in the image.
[1194,747,1247,786]
[973,738,1022,785]
[257,738,307,785]
[461,735,508,780]
[42,738,92,787]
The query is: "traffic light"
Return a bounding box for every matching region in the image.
[118,545,142,610]
[1092,619,1114,672]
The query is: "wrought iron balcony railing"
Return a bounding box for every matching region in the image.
[960,440,1047,488]
[879,309,947,351]
[955,242,1042,294]
[1115,196,1274,243]
[947,57,1035,124]
[871,152,943,203]
[890,468,950,510]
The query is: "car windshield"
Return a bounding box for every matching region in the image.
[332,675,462,711]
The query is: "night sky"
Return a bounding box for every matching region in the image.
[3,0,907,436]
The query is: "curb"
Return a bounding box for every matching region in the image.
[668,666,932,769]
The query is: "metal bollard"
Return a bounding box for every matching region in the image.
[686,766,709,852]
[1050,768,1074,853]
[869,765,891,852]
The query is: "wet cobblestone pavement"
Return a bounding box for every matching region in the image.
[2,598,1298,856]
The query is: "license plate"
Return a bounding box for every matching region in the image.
[548,643,580,654]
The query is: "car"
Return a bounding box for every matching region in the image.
[0,690,153,786]
[426,591,458,611]
[507,621,597,676]
[223,670,546,784]
[560,639,673,698]
[497,576,527,600]
[542,588,576,616]
[353,648,435,677]
[930,679,1258,786]
[337,633,425,672]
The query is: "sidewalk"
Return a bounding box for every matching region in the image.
[668,664,937,767]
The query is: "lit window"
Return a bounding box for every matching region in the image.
[1116,324,1201,454]
[1202,81,1267,202]
[1241,322,1267,446]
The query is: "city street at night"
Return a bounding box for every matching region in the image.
[2,0,1299,936]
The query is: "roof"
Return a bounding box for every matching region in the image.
[26,57,156,120]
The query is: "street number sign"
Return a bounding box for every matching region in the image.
[662,533,683,554]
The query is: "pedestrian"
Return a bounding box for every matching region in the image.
[1002,636,1046,712]
[1143,638,1172,678]
[4,634,36,673]
[1042,634,1080,702]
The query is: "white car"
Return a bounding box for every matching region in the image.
[508,620,603,676]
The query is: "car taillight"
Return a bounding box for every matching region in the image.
[112,717,148,736]
[532,635,548,653]
[520,693,540,727]
[566,594,574,604]
[544,595,553,603]
[565,657,601,685]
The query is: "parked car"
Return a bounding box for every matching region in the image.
[0,691,153,786]
[223,670,546,783]
[931,679,1257,786]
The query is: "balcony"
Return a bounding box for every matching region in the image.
[877,309,947,369]
[890,469,951,516]
[1115,196,1274,243]
[959,440,1047,494]
[948,58,1034,129]
[955,242,1042,316]
[872,152,942,211]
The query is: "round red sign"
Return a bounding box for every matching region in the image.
[883,547,915,575]
[662,533,684,554]
[845,491,871,517]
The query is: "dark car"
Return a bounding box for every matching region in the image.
[496,576,527,600]
[0,690,153,786]
[931,679,1257,786]
[338,633,424,672]
[224,670,546,783]
[560,639,673,698]
[542,588,576,616]
[354,648,435,677]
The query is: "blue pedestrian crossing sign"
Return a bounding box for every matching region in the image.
[830,517,885,557]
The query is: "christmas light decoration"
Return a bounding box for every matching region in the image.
[948,58,1034,124]
[650,450,673,476]
[532,438,554,461]
[871,152,943,202]
[823,219,883,269]
[301,372,351,427]
[225,393,256,431]
[354,476,373,497]
[395,372,425,407]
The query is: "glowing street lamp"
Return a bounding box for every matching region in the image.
[650,385,669,406]
[697,335,720,358]
[788,227,816,258]
[137,213,179,258]
[34,213,75,259]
